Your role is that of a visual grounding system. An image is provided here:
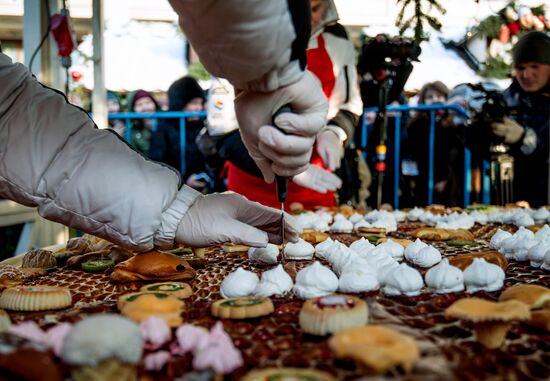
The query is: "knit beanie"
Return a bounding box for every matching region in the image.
[167,76,206,112]
[512,31,550,67]
[130,89,159,111]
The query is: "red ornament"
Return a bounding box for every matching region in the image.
[374,162,386,172]
[508,21,521,35]
[499,24,510,44]
[70,71,82,81]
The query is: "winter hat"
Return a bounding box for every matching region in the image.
[130,89,159,111]
[512,31,550,67]
[167,76,206,112]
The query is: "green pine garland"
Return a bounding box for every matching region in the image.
[477,57,512,79]
[396,0,446,42]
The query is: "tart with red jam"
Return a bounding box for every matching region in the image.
[242,367,336,381]
[211,296,274,319]
[299,294,368,336]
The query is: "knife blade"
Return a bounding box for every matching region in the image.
[272,105,292,264]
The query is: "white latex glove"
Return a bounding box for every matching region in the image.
[175,192,298,247]
[234,71,328,182]
[293,165,342,193]
[316,127,345,171]
[491,117,524,144]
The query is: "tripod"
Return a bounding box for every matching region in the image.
[489,144,514,205]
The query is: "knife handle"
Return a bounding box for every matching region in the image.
[272,104,293,204]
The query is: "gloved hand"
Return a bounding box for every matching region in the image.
[293,165,342,193]
[491,117,524,144]
[316,126,345,171]
[175,192,298,247]
[234,71,328,182]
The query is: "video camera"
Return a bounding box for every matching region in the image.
[358,34,421,108]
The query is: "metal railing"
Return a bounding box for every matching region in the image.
[361,104,489,208]
[108,111,207,177]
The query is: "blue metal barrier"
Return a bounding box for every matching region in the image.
[108,111,207,177]
[361,104,488,208]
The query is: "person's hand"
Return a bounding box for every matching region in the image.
[491,117,524,144]
[234,71,328,183]
[293,165,342,193]
[316,127,344,171]
[185,173,207,190]
[175,192,298,247]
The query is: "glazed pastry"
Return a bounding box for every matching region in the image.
[117,292,171,311]
[211,296,274,319]
[463,258,505,293]
[121,293,184,327]
[407,245,442,268]
[0,265,25,288]
[110,250,195,283]
[220,267,259,298]
[498,284,550,309]
[140,282,193,299]
[329,325,419,374]
[525,310,550,332]
[445,298,530,349]
[448,251,508,271]
[299,294,368,336]
[404,239,428,262]
[489,229,512,250]
[412,227,450,241]
[21,249,56,269]
[382,263,424,296]
[284,239,315,260]
[329,219,353,233]
[0,286,72,311]
[293,262,339,299]
[528,240,550,268]
[65,237,95,255]
[447,229,475,241]
[242,368,336,381]
[425,258,464,293]
[254,264,293,297]
[248,244,279,265]
[338,266,379,293]
[300,230,329,244]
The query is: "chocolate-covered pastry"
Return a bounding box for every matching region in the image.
[21,249,56,269]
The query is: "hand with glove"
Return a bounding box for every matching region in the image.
[175,192,298,247]
[491,117,525,144]
[293,165,342,193]
[234,71,328,182]
[316,126,345,171]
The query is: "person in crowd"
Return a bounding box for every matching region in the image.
[405,81,463,206]
[149,76,210,193]
[0,0,327,252]
[489,31,550,207]
[107,91,126,137]
[129,89,161,156]
[215,0,362,210]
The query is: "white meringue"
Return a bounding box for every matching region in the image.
[284,239,314,260]
[338,266,379,293]
[404,239,428,262]
[314,237,334,260]
[533,208,550,223]
[489,229,512,250]
[348,213,364,224]
[293,261,339,299]
[374,239,404,260]
[349,237,375,256]
[325,243,357,276]
[535,225,550,241]
[333,213,347,221]
[362,249,399,283]
[353,219,372,230]
[514,213,535,227]
[392,210,407,222]
[528,240,550,268]
[469,211,488,225]
[220,267,259,298]
[330,219,353,233]
[382,263,424,296]
[542,251,550,271]
[248,244,279,265]
[254,265,293,297]
[463,258,505,293]
[425,259,464,293]
[407,245,442,268]
[510,238,537,262]
[407,207,424,221]
[315,211,333,224]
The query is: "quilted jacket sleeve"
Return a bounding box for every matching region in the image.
[0,53,201,251]
[168,0,310,92]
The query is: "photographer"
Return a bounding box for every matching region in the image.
[492,32,550,206]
